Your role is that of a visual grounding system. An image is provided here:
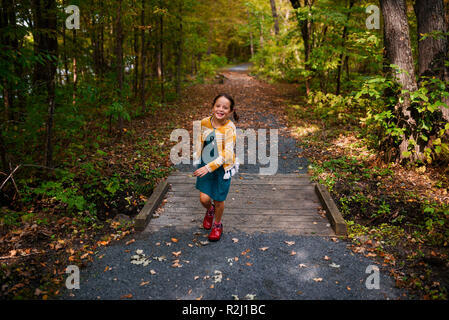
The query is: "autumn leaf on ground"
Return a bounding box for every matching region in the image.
[125,239,135,245]
[172,251,181,257]
[313,278,323,282]
[194,276,200,280]
[284,241,295,246]
[104,266,110,272]
[196,295,203,300]
[329,262,340,268]
[232,238,239,243]
[171,238,179,243]
[246,262,252,266]
[121,293,133,299]
[150,270,156,275]
[324,256,330,260]
[140,281,149,286]
[298,264,307,268]
[290,251,296,256]
[80,253,89,259]
[259,247,269,251]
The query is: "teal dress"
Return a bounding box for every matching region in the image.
[195,130,231,201]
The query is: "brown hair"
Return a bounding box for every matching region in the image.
[212,93,239,122]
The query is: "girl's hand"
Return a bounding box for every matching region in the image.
[193,166,209,178]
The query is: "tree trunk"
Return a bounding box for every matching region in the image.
[133,27,139,99]
[31,0,58,167]
[115,0,124,135]
[72,29,77,106]
[414,0,449,121]
[158,1,165,103]
[270,0,280,36]
[336,0,354,95]
[290,0,313,96]
[247,9,254,59]
[175,1,183,98]
[380,0,420,161]
[140,0,146,113]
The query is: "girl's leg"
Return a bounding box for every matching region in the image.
[199,192,213,210]
[213,200,224,223]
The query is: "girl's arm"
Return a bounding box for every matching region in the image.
[205,126,235,173]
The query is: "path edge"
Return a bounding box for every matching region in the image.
[134,179,170,231]
[315,184,347,236]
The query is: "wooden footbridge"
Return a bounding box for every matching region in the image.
[135,172,347,236]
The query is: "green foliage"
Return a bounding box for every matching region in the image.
[198,54,228,78]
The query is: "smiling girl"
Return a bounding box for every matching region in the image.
[192,93,239,241]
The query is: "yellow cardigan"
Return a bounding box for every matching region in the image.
[193,116,239,179]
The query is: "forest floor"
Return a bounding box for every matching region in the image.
[0,65,447,300]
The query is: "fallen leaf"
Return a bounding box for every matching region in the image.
[80,253,89,259]
[210,284,214,289]
[347,286,351,291]
[121,293,133,299]
[246,262,252,266]
[188,289,192,295]
[171,238,179,243]
[194,276,200,280]
[140,281,149,286]
[284,241,295,246]
[298,264,307,268]
[290,251,296,256]
[125,239,135,245]
[259,247,269,251]
[324,256,330,260]
[232,238,239,243]
[150,270,156,275]
[313,278,323,282]
[195,295,203,300]
[104,266,110,272]
[172,251,181,257]
[329,263,340,268]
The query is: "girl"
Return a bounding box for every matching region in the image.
[192,93,239,241]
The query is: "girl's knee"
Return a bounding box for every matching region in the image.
[199,193,211,204]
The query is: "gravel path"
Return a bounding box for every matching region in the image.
[59,64,409,300]
[61,227,404,300]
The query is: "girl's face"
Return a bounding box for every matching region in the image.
[212,96,233,121]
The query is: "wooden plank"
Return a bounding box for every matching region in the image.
[169,172,310,178]
[165,190,318,199]
[165,196,319,208]
[153,207,322,216]
[315,184,347,236]
[134,179,169,231]
[170,182,315,192]
[167,175,312,185]
[145,225,334,236]
[153,213,326,223]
